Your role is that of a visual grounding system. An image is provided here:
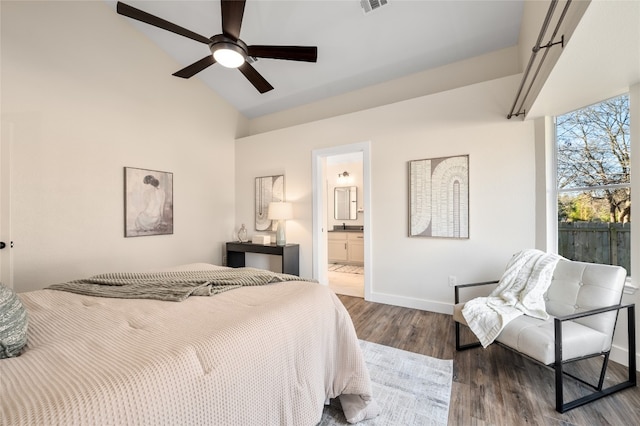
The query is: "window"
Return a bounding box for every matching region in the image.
[555,94,631,274]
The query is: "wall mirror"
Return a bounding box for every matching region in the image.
[334,186,357,220]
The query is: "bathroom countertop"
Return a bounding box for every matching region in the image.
[328,226,364,232]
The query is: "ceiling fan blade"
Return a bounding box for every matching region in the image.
[238,62,274,93]
[117,2,211,45]
[172,56,216,79]
[247,45,318,62]
[221,0,246,40]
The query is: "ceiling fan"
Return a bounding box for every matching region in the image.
[116,1,318,93]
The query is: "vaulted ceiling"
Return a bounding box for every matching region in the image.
[106,1,525,118]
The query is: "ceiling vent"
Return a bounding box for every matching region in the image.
[360,0,388,14]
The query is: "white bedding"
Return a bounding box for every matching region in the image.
[0,264,377,425]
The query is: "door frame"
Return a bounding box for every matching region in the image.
[1,120,14,288]
[312,141,372,300]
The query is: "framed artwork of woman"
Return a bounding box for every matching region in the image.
[124,167,174,237]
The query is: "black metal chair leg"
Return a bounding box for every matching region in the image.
[455,322,482,351]
[553,304,636,413]
[555,320,564,412]
[597,353,610,391]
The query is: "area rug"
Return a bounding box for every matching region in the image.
[319,340,453,425]
[328,263,364,274]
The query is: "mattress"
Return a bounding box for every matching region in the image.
[0,264,376,425]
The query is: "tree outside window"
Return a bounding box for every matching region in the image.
[556,94,631,274]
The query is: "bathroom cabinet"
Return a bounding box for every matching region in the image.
[328,232,364,265]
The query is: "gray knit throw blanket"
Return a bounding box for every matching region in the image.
[48,268,314,302]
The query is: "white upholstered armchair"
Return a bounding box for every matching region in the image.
[453,256,636,413]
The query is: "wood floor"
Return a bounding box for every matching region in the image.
[338,294,640,426]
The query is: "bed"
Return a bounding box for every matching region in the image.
[0,263,378,425]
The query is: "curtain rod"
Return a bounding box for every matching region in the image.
[507,0,571,119]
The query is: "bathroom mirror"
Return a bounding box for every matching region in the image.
[334,186,357,220]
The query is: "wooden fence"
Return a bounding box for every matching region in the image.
[558,222,631,274]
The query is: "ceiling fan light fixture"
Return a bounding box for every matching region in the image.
[210,35,247,68]
[116,1,317,92]
[213,46,245,68]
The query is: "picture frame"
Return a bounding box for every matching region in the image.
[124,167,173,237]
[255,175,284,231]
[409,155,469,238]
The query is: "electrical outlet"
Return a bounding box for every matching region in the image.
[448,275,457,287]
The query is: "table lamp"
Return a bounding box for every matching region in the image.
[268,202,293,246]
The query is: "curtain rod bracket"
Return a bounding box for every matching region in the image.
[507,110,526,120]
[538,34,565,51]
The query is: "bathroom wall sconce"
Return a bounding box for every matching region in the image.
[337,171,352,185]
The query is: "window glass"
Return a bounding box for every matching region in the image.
[556,94,631,274]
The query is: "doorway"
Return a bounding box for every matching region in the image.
[312,142,371,300]
[326,153,364,297]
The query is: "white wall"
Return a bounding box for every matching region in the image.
[236,72,536,312]
[1,1,246,292]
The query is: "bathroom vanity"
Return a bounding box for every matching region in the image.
[328,226,364,265]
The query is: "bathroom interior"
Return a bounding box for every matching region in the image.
[326,153,364,298]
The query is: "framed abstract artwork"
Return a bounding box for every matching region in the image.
[255,175,284,231]
[124,167,173,237]
[409,155,469,238]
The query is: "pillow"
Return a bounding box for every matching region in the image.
[0,283,28,358]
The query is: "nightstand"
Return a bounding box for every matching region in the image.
[226,242,300,276]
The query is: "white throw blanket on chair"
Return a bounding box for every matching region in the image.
[462,249,561,348]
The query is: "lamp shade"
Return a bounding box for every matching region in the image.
[268,202,293,220]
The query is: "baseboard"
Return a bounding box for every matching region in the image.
[610,343,640,372]
[369,292,452,315]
